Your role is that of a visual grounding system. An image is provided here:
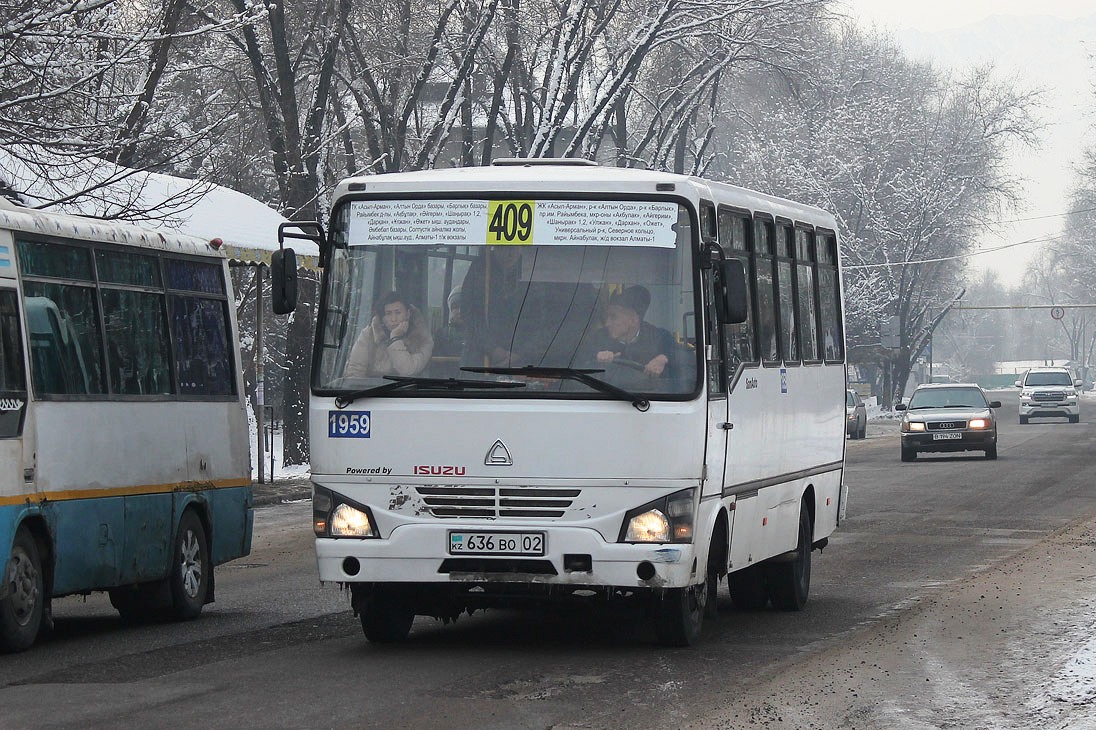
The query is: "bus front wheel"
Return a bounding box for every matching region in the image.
[359,589,415,643]
[654,582,706,647]
[169,510,209,621]
[0,527,44,652]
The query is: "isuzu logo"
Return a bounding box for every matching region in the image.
[485,440,513,466]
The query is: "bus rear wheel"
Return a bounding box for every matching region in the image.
[169,510,209,621]
[764,505,812,611]
[0,527,44,652]
[728,565,769,610]
[359,589,415,643]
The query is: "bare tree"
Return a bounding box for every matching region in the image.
[716,26,1040,402]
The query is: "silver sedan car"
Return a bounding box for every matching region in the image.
[846,389,867,439]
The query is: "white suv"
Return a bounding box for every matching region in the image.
[1016,367,1081,424]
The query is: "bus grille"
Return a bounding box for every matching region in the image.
[415,486,580,519]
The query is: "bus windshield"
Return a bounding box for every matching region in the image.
[315,198,699,398]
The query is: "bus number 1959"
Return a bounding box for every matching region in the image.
[329,410,371,438]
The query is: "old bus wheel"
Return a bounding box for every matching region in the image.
[360,591,415,643]
[0,527,44,652]
[765,505,812,611]
[654,581,706,647]
[169,510,209,621]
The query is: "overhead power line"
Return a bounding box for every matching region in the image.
[844,234,1061,270]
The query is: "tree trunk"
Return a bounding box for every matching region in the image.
[282,271,318,466]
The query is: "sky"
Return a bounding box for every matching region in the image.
[839,0,1096,287]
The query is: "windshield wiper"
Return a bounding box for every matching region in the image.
[461,365,651,412]
[335,375,526,409]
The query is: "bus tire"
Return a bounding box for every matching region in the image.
[765,506,812,611]
[654,582,705,647]
[0,527,44,652]
[360,590,415,643]
[108,587,143,623]
[168,510,209,621]
[728,565,768,611]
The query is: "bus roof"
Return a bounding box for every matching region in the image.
[0,197,227,260]
[333,163,839,230]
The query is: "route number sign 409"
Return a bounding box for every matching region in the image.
[486,201,533,244]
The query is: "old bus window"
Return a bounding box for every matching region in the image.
[17,240,93,280]
[776,225,798,362]
[169,296,235,396]
[102,289,172,395]
[165,259,225,295]
[717,209,755,367]
[795,228,820,361]
[22,280,106,395]
[816,233,843,361]
[754,218,778,363]
[97,250,162,288]
[0,290,26,438]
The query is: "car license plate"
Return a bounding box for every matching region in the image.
[932,432,962,440]
[449,531,546,556]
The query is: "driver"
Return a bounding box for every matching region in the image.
[585,285,678,382]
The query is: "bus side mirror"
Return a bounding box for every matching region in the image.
[716,258,748,324]
[270,248,298,314]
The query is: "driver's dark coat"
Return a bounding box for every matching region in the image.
[581,321,681,385]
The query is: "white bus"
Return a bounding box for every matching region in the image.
[0,199,253,651]
[275,160,848,646]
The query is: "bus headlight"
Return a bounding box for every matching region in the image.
[330,503,375,537]
[626,509,671,542]
[620,488,696,543]
[313,485,377,538]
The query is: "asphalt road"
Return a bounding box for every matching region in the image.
[3,390,1094,729]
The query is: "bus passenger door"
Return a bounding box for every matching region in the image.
[702,207,730,498]
[0,288,29,500]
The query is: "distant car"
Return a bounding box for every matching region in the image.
[846,390,867,439]
[895,383,1001,461]
[1015,367,1081,424]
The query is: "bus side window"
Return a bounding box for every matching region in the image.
[166,259,236,397]
[0,290,26,438]
[795,228,820,361]
[717,208,755,368]
[816,233,843,361]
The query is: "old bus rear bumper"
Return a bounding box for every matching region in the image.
[316,524,699,589]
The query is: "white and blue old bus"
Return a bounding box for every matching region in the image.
[276,160,848,646]
[0,199,252,651]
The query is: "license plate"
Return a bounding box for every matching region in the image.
[448,531,546,556]
[933,432,962,440]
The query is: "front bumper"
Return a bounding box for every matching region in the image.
[316,523,699,588]
[901,430,996,453]
[1019,401,1079,417]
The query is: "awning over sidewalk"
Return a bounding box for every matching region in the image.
[0,145,320,269]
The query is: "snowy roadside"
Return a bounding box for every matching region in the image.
[246,401,310,483]
[689,515,1096,730]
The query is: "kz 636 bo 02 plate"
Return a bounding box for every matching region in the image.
[448,531,545,556]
